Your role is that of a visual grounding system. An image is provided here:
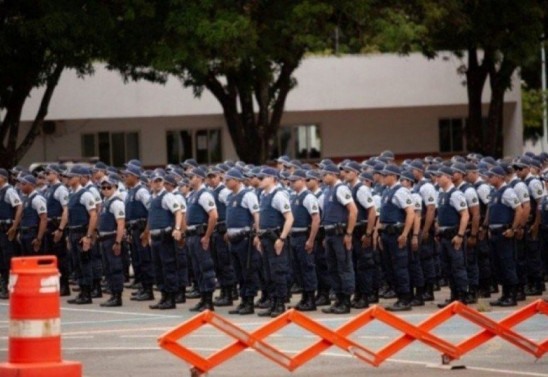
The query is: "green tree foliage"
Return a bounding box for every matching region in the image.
[0,0,112,167]
[522,86,547,139]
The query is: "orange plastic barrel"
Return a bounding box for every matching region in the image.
[0,256,82,377]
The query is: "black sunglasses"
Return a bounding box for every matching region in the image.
[101,186,113,190]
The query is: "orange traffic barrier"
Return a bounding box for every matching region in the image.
[158,299,548,376]
[0,256,82,377]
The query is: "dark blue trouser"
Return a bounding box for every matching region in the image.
[477,236,492,284]
[91,240,103,281]
[408,244,425,290]
[466,244,480,287]
[516,238,527,286]
[19,229,42,256]
[290,234,317,293]
[380,232,410,295]
[211,232,236,287]
[380,236,395,289]
[187,235,216,293]
[44,224,70,286]
[100,237,124,293]
[260,237,288,299]
[151,234,178,294]
[325,234,355,296]
[130,227,154,288]
[352,234,376,296]
[229,236,259,298]
[438,237,468,293]
[175,242,189,289]
[69,230,92,288]
[419,235,437,285]
[0,231,16,287]
[314,236,331,293]
[524,229,543,284]
[542,226,548,278]
[489,232,518,286]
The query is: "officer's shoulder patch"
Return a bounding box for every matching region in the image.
[88,201,94,206]
[367,197,372,202]
[406,199,412,204]
[284,204,290,209]
[208,201,214,207]
[14,199,20,204]
[537,189,543,195]
[460,202,466,207]
[173,203,179,208]
[427,196,434,202]
[514,199,519,204]
[40,207,45,211]
[63,196,68,201]
[312,205,318,210]
[524,193,529,198]
[472,197,478,203]
[345,194,351,199]
[253,204,258,209]
[118,211,124,216]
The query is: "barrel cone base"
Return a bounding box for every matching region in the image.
[0,361,82,377]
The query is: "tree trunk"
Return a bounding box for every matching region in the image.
[465,48,490,153]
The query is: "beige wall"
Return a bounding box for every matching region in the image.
[19,102,521,167]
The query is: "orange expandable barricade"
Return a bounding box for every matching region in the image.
[0,256,82,377]
[158,299,548,376]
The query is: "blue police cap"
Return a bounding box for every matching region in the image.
[164,174,178,186]
[451,163,467,175]
[317,159,334,168]
[530,157,542,169]
[276,155,291,164]
[45,163,64,174]
[451,156,466,164]
[19,174,36,185]
[380,150,395,160]
[92,161,108,172]
[288,170,307,181]
[125,159,142,168]
[410,159,425,172]
[465,162,478,172]
[381,164,401,176]
[258,167,279,179]
[244,167,262,178]
[189,167,207,179]
[400,170,415,182]
[343,161,362,173]
[486,166,506,178]
[181,159,198,169]
[305,170,321,180]
[512,156,532,169]
[359,171,374,183]
[481,156,497,166]
[499,161,513,174]
[65,164,90,177]
[373,162,386,174]
[438,166,454,177]
[103,174,119,186]
[121,165,142,178]
[321,164,340,175]
[288,160,302,169]
[225,168,245,181]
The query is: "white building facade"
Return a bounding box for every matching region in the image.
[18,53,523,167]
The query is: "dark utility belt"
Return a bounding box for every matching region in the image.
[19,226,38,236]
[68,225,87,234]
[324,223,347,237]
[437,227,458,239]
[258,228,281,241]
[127,219,147,231]
[227,231,253,243]
[215,222,227,235]
[378,224,404,236]
[98,233,117,242]
[150,229,173,242]
[186,224,206,237]
[489,225,511,236]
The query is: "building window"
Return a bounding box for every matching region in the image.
[438,118,464,153]
[166,128,222,164]
[81,131,140,167]
[270,124,321,160]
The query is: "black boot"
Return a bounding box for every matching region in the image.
[100,292,122,307]
[0,282,8,300]
[229,299,246,315]
[352,292,369,309]
[187,285,201,299]
[270,298,286,317]
[524,281,543,296]
[498,285,518,307]
[91,279,103,298]
[200,292,214,312]
[410,287,425,307]
[367,292,379,304]
[422,283,435,301]
[68,286,92,305]
[490,285,508,307]
[479,280,491,298]
[465,286,478,304]
[437,291,458,309]
[238,296,255,315]
[382,288,397,299]
[255,292,271,309]
[322,294,351,314]
[189,293,206,312]
[516,285,526,301]
[132,286,155,301]
[314,291,331,306]
[257,297,276,317]
[214,286,233,307]
[175,287,186,304]
[157,292,176,310]
[321,294,342,314]
[60,281,71,297]
[296,291,317,311]
[149,292,168,309]
[386,294,412,312]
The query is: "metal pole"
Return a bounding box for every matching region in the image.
[542,38,547,152]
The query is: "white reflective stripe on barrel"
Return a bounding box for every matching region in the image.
[40,275,60,293]
[8,274,18,294]
[9,318,61,338]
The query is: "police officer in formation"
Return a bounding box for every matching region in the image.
[0,150,546,314]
